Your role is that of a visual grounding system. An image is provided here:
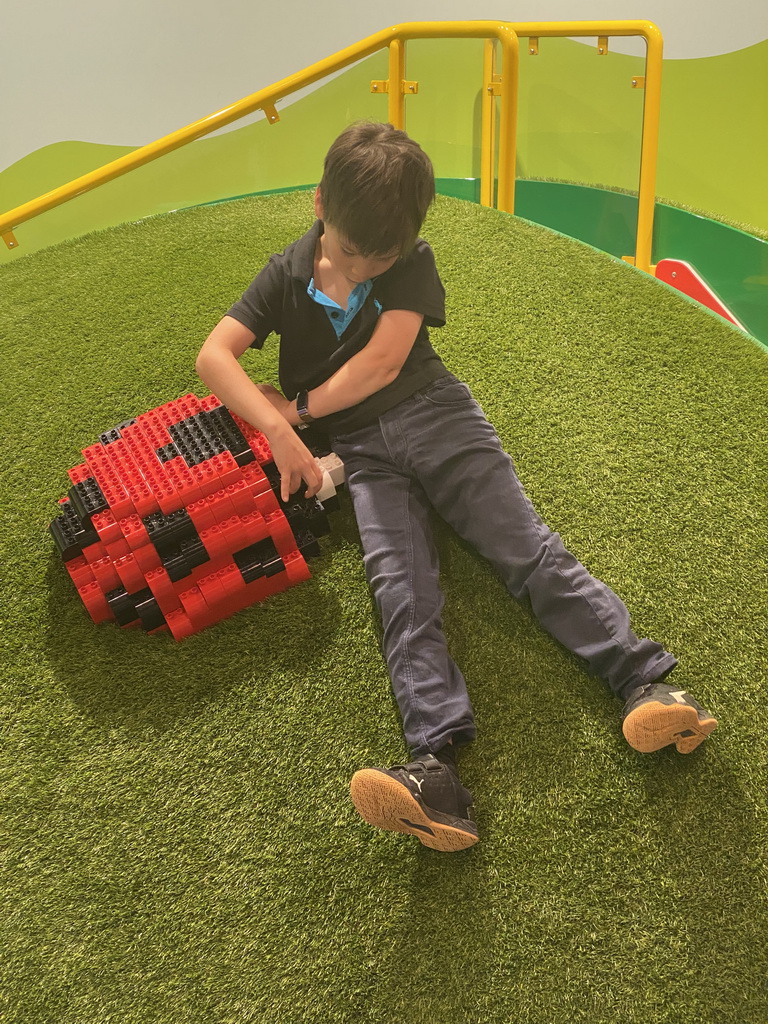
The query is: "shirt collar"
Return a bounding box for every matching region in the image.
[291,219,324,284]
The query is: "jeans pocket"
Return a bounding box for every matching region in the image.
[421,376,474,406]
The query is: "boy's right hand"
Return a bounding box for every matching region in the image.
[265,422,324,503]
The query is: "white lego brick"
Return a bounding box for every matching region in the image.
[316,470,337,504]
[318,452,345,487]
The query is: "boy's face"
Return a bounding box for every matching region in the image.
[320,223,400,284]
[315,188,399,284]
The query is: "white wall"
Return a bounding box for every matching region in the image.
[3,0,767,171]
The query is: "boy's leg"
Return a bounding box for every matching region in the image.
[334,420,480,851]
[332,423,477,758]
[400,377,679,703]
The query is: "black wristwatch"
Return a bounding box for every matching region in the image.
[296,389,315,426]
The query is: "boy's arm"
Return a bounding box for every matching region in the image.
[280,309,424,425]
[195,316,324,502]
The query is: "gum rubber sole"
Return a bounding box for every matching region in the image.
[622,700,718,753]
[349,769,479,852]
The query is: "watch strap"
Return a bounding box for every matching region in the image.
[296,389,314,425]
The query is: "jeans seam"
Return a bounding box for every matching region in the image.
[400,477,430,753]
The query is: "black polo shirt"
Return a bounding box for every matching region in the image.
[226,220,448,435]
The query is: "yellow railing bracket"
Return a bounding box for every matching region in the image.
[262,104,280,124]
[371,79,417,95]
[528,37,539,55]
[631,76,646,89]
[2,230,18,250]
[597,36,608,54]
[486,73,502,96]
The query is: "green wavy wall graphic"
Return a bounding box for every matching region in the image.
[1,37,765,263]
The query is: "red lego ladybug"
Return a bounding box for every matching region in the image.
[49,392,344,639]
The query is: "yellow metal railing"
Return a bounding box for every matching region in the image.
[0,20,663,271]
[484,21,663,272]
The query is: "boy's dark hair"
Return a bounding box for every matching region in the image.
[318,121,435,257]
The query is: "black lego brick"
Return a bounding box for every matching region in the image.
[143,508,200,556]
[68,476,109,522]
[284,497,331,539]
[179,535,210,571]
[105,586,140,627]
[49,498,99,558]
[133,587,167,632]
[99,419,137,446]
[233,536,285,583]
[203,407,254,466]
[295,530,321,559]
[156,442,180,464]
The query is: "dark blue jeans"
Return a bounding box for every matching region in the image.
[332,375,677,757]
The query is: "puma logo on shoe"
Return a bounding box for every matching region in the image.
[407,774,424,793]
[669,690,689,704]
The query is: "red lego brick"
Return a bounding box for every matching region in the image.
[164,457,203,505]
[144,566,182,616]
[199,523,230,560]
[237,510,270,547]
[92,509,122,545]
[113,553,146,593]
[187,496,216,532]
[82,443,133,519]
[204,488,239,525]
[134,409,172,450]
[178,585,218,628]
[104,537,132,562]
[67,462,92,487]
[197,570,227,607]
[65,556,95,589]
[118,514,149,552]
[192,460,222,500]
[200,394,223,412]
[253,488,280,518]
[226,479,255,516]
[208,452,241,488]
[284,550,311,586]
[90,556,122,593]
[221,515,248,548]
[265,510,299,558]
[217,563,246,598]
[176,393,203,419]
[241,462,272,496]
[165,608,196,640]
[78,581,113,623]
[82,539,108,565]
[133,543,162,575]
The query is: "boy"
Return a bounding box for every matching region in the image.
[196,121,718,853]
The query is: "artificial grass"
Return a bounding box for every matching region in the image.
[1,193,766,1024]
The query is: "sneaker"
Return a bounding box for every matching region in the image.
[622,682,718,753]
[349,755,479,852]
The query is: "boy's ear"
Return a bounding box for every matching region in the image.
[314,187,324,220]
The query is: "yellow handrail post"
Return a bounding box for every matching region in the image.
[634,24,663,273]
[496,25,519,215]
[480,39,497,208]
[388,38,406,129]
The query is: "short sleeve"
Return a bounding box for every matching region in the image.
[225,254,286,349]
[373,239,446,328]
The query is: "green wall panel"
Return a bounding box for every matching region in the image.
[1,34,765,266]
